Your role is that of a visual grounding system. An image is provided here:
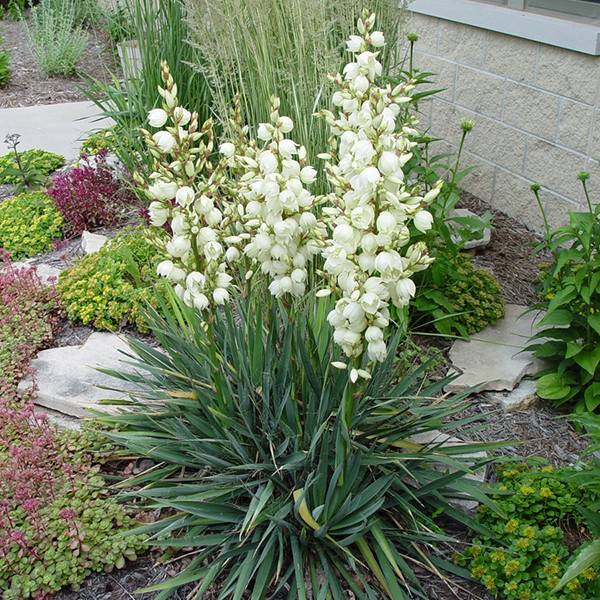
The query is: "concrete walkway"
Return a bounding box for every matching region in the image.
[0,101,112,160]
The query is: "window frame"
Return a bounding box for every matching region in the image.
[410,0,600,55]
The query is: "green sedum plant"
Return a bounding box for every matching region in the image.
[0,136,65,189]
[0,191,63,259]
[457,462,599,600]
[79,127,118,156]
[57,227,163,332]
[412,251,505,337]
[0,251,62,396]
[405,109,500,337]
[0,396,144,599]
[527,174,600,412]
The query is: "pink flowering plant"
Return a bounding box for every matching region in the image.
[99,9,496,598]
[0,397,144,599]
[0,251,62,397]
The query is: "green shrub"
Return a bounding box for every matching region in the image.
[0,191,64,259]
[412,252,505,336]
[0,32,10,85]
[3,0,28,20]
[527,175,600,413]
[104,0,134,43]
[457,462,600,600]
[57,227,163,332]
[0,147,64,185]
[0,49,9,85]
[25,0,88,76]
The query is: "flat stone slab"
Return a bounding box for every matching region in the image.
[485,379,539,412]
[445,304,546,394]
[18,332,138,418]
[5,260,62,286]
[81,231,108,254]
[450,208,491,250]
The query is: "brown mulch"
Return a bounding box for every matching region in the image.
[457,191,552,306]
[0,18,117,108]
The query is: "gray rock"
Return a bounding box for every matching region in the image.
[449,208,491,250]
[33,263,62,285]
[37,407,81,431]
[81,231,108,254]
[3,260,62,286]
[19,332,139,418]
[445,304,547,394]
[485,379,539,412]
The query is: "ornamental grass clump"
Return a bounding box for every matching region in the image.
[95,11,502,597]
[48,150,137,236]
[186,0,407,178]
[0,191,64,259]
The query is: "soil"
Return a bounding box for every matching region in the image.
[0,18,118,108]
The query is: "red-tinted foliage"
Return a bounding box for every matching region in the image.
[0,250,62,397]
[47,150,137,236]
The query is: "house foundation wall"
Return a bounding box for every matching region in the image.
[407,11,600,231]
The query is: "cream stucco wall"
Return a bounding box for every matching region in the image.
[407,11,600,231]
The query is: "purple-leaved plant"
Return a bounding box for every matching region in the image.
[48,150,137,236]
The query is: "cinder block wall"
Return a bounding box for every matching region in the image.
[407,12,600,231]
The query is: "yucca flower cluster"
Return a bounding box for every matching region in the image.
[142,10,440,378]
[317,12,440,374]
[139,66,242,311]
[220,97,325,298]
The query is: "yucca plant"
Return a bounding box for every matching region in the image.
[95,288,499,598]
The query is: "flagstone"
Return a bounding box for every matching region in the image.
[18,332,138,418]
[444,304,546,393]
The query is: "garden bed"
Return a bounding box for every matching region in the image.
[0,18,117,108]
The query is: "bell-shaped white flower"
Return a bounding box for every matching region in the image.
[176,186,195,207]
[220,142,236,158]
[173,106,191,126]
[346,35,364,53]
[152,130,177,154]
[370,31,385,47]
[149,201,169,227]
[413,210,433,232]
[148,108,168,127]
[148,180,178,201]
[257,123,272,141]
[278,116,294,133]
